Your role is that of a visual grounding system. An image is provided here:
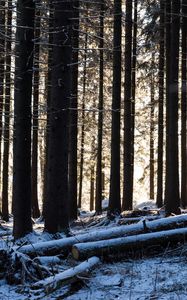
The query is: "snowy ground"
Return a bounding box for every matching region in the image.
[1,252,187,300]
[65,254,187,300]
[1,208,187,300]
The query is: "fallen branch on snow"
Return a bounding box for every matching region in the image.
[31,256,100,295]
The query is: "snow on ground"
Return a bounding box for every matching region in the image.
[1,253,187,299]
[66,255,187,300]
[1,214,187,299]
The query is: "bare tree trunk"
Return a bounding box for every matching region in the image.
[150,66,155,200]
[31,6,40,219]
[95,0,104,214]
[130,0,137,206]
[2,0,12,221]
[44,1,73,233]
[42,3,53,219]
[164,0,171,203]
[78,31,87,209]
[0,1,6,212]
[165,0,180,214]
[156,0,165,208]
[181,0,187,208]
[69,1,79,221]
[90,165,95,211]
[13,0,35,238]
[123,0,133,210]
[109,0,121,214]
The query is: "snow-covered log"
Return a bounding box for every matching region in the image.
[72,227,187,260]
[31,256,100,295]
[0,227,12,237]
[118,215,161,225]
[33,256,61,266]
[18,214,187,256]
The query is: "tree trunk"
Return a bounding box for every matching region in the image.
[123,0,133,210]
[164,0,171,203]
[130,0,137,205]
[13,0,35,239]
[165,0,180,214]
[109,0,122,214]
[0,1,6,212]
[68,1,79,221]
[78,31,87,209]
[181,0,187,208]
[90,165,95,211]
[150,65,155,200]
[31,6,40,219]
[156,0,165,208]
[44,1,73,233]
[95,0,104,214]
[2,0,12,221]
[42,3,53,219]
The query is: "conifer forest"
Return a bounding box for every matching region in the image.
[0,0,187,299]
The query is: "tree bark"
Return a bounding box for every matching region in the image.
[150,63,155,200]
[44,0,73,233]
[90,165,95,211]
[109,0,121,214]
[95,0,104,214]
[181,0,187,208]
[164,0,171,203]
[31,5,40,219]
[13,0,35,239]
[130,0,137,207]
[123,0,133,210]
[156,0,165,208]
[165,0,180,214]
[42,2,53,219]
[78,30,87,209]
[2,0,12,221]
[0,1,6,212]
[68,0,79,220]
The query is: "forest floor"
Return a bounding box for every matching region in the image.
[1,203,187,300]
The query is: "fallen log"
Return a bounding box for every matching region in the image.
[0,229,12,237]
[31,256,100,295]
[117,216,161,225]
[72,227,187,260]
[0,232,11,238]
[33,256,61,266]
[18,214,187,256]
[121,209,160,218]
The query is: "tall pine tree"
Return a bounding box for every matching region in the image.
[123,0,133,210]
[13,0,35,238]
[45,0,73,233]
[165,0,180,214]
[108,0,122,214]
